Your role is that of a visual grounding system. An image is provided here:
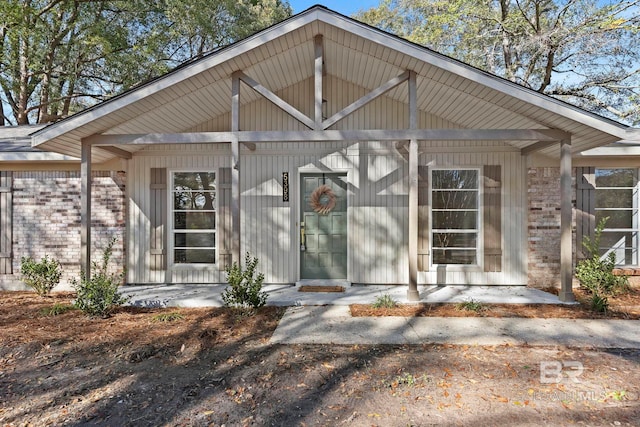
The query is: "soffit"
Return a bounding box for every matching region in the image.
[32,7,628,161]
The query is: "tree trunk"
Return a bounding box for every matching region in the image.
[17,36,30,125]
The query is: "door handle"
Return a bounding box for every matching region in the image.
[300,222,306,251]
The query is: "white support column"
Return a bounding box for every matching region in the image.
[231,73,241,265]
[314,34,323,129]
[80,140,92,278]
[407,70,419,301]
[559,138,575,302]
[231,136,240,265]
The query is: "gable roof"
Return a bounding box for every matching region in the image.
[32,5,633,162]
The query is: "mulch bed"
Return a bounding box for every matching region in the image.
[351,287,640,319]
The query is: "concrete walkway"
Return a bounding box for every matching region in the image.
[120,284,640,349]
[270,305,640,349]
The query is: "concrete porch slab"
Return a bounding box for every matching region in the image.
[121,284,569,308]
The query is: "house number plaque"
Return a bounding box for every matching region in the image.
[282,172,289,202]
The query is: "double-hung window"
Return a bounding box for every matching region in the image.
[431,169,479,265]
[171,172,216,264]
[595,168,639,265]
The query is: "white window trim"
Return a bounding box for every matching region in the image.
[594,168,639,266]
[168,168,218,269]
[429,167,483,269]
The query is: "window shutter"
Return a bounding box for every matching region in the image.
[483,165,502,272]
[0,172,12,274]
[576,167,595,260]
[150,168,167,271]
[218,167,232,270]
[417,166,430,271]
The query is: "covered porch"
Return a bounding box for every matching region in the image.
[31,7,632,302]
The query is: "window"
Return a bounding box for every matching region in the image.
[431,169,479,265]
[171,172,216,264]
[595,168,638,265]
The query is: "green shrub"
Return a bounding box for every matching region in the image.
[575,217,629,296]
[372,293,398,309]
[72,238,128,318]
[20,255,62,296]
[222,252,267,311]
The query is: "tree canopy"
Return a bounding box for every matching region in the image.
[0,0,291,126]
[357,0,640,125]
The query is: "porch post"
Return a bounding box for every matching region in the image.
[559,138,575,302]
[231,73,241,265]
[80,139,92,278]
[407,70,419,301]
[314,34,323,129]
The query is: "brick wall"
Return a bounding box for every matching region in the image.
[527,167,576,289]
[0,170,126,291]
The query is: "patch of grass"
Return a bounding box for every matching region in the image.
[40,303,75,316]
[606,390,628,401]
[395,372,425,387]
[152,312,184,322]
[382,372,429,389]
[372,293,398,309]
[456,299,485,312]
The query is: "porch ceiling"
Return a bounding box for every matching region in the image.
[32,6,630,162]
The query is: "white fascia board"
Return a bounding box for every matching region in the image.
[579,140,640,156]
[32,10,321,147]
[316,13,630,139]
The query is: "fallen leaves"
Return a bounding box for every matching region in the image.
[493,394,509,403]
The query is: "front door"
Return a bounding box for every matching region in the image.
[300,173,347,279]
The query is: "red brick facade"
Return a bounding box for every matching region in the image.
[0,170,126,290]
[527,167,577,289]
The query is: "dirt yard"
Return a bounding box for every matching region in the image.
[1,290,639,426]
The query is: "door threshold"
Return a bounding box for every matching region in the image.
[295,279,351,287]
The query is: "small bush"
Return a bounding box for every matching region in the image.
[372,293,398,309]
[222,252,267,311]
[20,255,62,296]
[456,299,485,312]
[40,303,75,316]
[576,255,629,296]
[72,238,128,318]
[575,217,629,297]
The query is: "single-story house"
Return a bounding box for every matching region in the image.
[1,6,639,301]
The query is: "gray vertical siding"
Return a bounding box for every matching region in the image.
[127,76,527,285]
